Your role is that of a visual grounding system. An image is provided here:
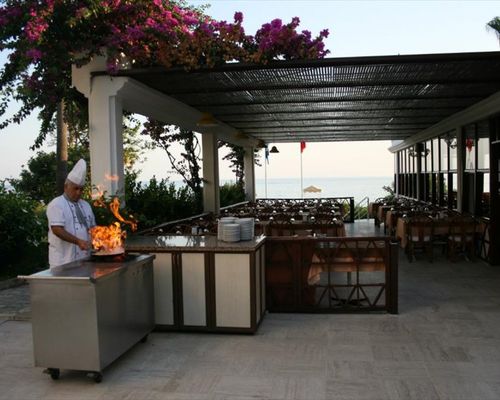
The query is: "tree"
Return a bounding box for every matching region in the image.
[55,101,68,195]
[219,142,262,185]
[0,0,329,148]
[10,147,88,204]
[1,1,329,203]
[142,120,203,210]
[220,142,245,187]
[487,17,500,45]
[10,115,150,204]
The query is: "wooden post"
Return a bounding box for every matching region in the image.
[388,241,399,314]
[489,117,500,265]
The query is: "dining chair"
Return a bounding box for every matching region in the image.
[268,216,295,236]
[310,217,342,236]
[430,218,449,259]
[313,241,357,307]
[386,210,405,238]
[406,216,433,262]
[447,216,476,262]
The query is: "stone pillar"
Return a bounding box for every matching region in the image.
[243,147,256,202]
[202,132,220,214]
[88,76,126,197]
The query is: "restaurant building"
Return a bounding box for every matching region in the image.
[390,92,500,264]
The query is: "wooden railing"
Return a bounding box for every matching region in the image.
[265,236,398,314]
[139,201,250,235]
[261,221,345,237]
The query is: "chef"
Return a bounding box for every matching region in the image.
[46,159,96,268]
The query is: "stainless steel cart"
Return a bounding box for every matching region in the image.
[20,254,155,382]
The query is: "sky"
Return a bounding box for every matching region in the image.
[0,0,499,183]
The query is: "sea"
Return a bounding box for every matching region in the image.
[222,176,394,205]
[2,175,391,204]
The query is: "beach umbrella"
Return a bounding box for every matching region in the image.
[303,185,322,193]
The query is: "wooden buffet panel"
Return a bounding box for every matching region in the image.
[126,235,266,333]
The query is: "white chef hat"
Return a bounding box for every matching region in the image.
[67,159,87,186]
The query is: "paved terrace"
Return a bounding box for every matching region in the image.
[1,226,500,399]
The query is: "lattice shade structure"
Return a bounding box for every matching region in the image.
[107,51,500,143]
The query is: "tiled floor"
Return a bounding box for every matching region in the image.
[0,284,30,320]
[1,244,500,399]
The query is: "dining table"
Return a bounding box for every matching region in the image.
[396,216,452,248]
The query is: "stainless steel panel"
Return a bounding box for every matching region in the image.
[30,281,100,371]
[97,261,155,369]
[25,255,155,373]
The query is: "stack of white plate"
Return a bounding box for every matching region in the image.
[221,223,241,242]
[218,217,237,240]
[237,218,254,241]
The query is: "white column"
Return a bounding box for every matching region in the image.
[202,132,220,214]
[394,152,400,196]
[243,147,256,202]
[456,126,464,212]
[416,145,422,201]
[88,76,126,197]
[264,149,268,198]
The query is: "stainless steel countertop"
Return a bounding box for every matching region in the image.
[125,234,266,253]
[19,254,154,282]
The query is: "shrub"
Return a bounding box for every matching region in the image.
[220,182,246,208]
[0,181,48,278]
[124,173,202,230]
[381,183,396,203]
[354,205,369,220]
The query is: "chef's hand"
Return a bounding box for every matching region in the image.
[76,239,90,251]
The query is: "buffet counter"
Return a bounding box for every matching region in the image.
[126,234,265,252]
[126,235,266,333]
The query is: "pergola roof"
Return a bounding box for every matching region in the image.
[108,51,500,143]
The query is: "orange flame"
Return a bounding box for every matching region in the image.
[105,174,120,182]
[110,197,137,232]
[89,197,137,254]
[90,222,125,253]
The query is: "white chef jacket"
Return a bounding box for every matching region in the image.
[46,195,96,268]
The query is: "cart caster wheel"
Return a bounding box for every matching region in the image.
[140,334,148,343]
[48,368,60,380]
[92,372,103,383]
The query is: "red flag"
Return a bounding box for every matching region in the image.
[300,141,306,153]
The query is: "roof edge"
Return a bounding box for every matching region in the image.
[91,51,500,77]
